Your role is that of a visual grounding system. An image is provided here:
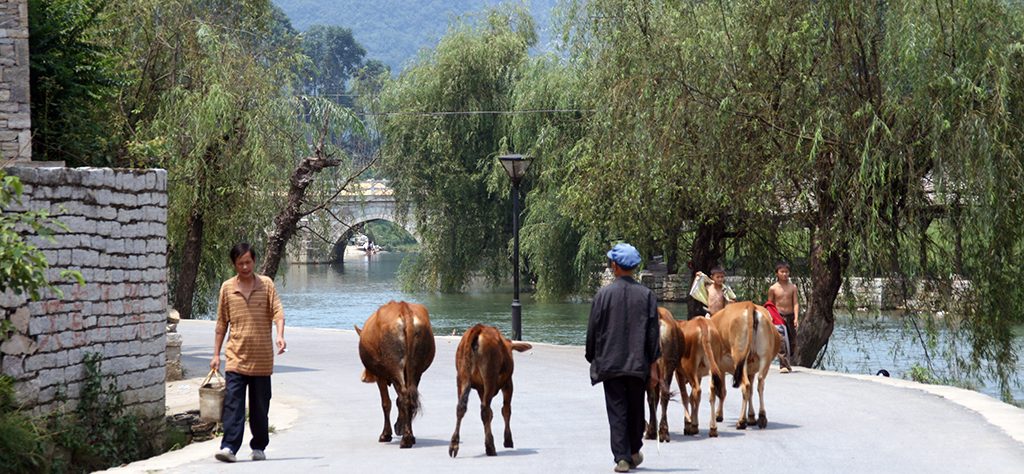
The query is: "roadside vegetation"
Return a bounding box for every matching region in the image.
[0,355,151,473]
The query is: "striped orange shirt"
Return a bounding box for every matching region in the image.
[216,274,285,376]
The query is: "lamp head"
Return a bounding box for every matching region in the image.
[498,154,532,183]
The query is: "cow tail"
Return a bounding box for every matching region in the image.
[732,302,757,389]
[402,303,422,419]
[702,324,725,399]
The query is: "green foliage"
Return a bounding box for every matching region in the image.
[0,172,85,302]
[29,0,122,166]
[908,364,938,385]
[363,220,417,251]
[274,0,557,72]
[0,375,45,474]
[109,0,306,315]
[45,353,143,471]
[301,24,367,104]
[0,355,148,474]
[378,5,537,292]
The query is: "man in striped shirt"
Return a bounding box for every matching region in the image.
[211,243,287,463]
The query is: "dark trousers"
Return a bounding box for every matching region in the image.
[221,371,272,453]
[781,312,797,358]
[602,376,646,463]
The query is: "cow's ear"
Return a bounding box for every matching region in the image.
[354,325,362,336]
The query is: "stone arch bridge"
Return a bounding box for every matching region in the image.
[288,180,418,263]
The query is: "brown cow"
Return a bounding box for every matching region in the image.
[355,301,436,448]
[644,307,685,442]
[448,324,532,457]
[709,301,779,429]
[676,316,726,437]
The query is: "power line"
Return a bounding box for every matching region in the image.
[357,108,595,117]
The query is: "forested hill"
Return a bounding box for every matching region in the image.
[272,0,557,72]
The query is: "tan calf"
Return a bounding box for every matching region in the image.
[709,301,779,429]
[448,324,532,457]
[676,316,726,437]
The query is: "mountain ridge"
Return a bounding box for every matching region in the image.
[273,0,559,72]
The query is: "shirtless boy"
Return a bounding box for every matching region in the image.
[767,261,799,359]
[696,266,736,315]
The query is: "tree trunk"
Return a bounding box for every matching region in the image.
[173,208,205,320]
[260,155,341,279]
[797,227,849,367]
[665,243,678,275]
[687,220,728,318]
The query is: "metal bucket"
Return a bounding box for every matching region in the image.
[199,369,225,422]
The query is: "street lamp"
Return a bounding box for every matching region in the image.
[498,154,532,341]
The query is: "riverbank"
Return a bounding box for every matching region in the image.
[106,320,1024,473]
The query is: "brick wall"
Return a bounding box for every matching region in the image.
[0,0,30,162]
[0,167,168,423]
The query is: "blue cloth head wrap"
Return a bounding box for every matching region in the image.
[607,243,641,270]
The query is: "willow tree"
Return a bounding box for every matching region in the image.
[378,7,537,292]
[545,0,1024,394]
[551,1,791,312]
[115,0,301,318]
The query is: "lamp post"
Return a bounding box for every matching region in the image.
[498,154,532,341]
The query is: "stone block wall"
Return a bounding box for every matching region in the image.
[0,0,31,162]
[0,167,168,423]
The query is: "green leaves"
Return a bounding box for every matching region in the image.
[379,6,535,292]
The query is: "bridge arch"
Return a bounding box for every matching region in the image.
[288,180,419,263]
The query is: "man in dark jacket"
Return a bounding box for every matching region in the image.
[586,243,661,473]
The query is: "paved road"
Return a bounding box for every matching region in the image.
[108,320,1024,473]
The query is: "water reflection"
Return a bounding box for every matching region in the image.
[275,252,1022,402]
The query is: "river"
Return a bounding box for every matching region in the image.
[272,252,1023,403]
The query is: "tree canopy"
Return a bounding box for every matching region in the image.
[376,0,1024,399]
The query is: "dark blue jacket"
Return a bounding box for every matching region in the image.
[585,276,661,385]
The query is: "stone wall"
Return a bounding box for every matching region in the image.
[0,167,168,423]
[0,0,31,162]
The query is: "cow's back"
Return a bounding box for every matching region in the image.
[358,301,435,384]
[710,302,756,374]
[405,302,436,383]
[457,324,514,390]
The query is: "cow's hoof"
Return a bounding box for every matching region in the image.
[486,443,497,456]
[644,428,656,440]
[400,435,415,448]
[736,420,747,430]
[448,444,459,458]
[716,415,724,422]
[709,427,719,438]
[379,433,392,443]
[758,413,768,429]
[659,432,670,443]
[684,424,698,436]
[504,437,514,449]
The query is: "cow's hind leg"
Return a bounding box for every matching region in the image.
[756,365,769,429]
[376,380,393,442]
[502,380,514,449]
[397,384,416,448]
[685,379,701,436]
[644,381,659,440]
[658,370,673,442]
[736,371,750,430]
[480,389,498,456]
[707,378,718,438]
[449,382,472,457]
[745,369,758,426]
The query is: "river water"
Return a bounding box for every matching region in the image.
[273,252,1023,403]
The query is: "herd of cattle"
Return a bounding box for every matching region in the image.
[354,300,783,457]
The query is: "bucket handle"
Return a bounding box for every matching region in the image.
[201,368,224,387]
